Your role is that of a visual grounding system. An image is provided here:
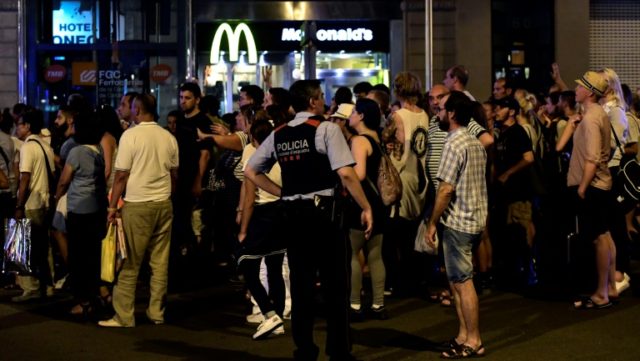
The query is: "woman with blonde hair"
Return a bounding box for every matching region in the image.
[598,67,633,295]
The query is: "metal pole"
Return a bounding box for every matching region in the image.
[185,0,194,80]
[226,63,234,113]
[17,0,25,102]
[425,0,433,89]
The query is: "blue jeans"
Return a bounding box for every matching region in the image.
[443,227,481,283]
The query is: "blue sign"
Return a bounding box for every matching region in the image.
[52,1,95,44]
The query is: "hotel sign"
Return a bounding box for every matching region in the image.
[52,1,95,44]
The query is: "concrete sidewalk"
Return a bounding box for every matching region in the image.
[1,281,639,361]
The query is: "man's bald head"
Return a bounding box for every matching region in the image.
[428,84,450,115]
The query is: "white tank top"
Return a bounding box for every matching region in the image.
[390,108,429,220]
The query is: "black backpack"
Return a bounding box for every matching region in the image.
[611,128,640,203]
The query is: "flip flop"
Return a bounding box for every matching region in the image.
[573,297,613,310]
[441,344,485,359]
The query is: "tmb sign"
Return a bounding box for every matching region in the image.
[44,65,66,83]
[150,64,172,83]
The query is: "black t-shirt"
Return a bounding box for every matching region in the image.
[495,123,533,201]
[175,111,214,192]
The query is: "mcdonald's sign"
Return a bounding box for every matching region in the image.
[210,23,257,64]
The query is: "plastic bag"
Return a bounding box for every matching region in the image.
[100,223,117,282]
[115,218,127,273]
[413,220,438,255]
[3,218,32,273]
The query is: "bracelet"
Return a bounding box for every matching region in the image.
[236,208,243,212]
[107,207,117,212]
[15,205,24,210]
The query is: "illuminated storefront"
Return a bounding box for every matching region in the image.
[21,1,401,120]
[196,21,392,113]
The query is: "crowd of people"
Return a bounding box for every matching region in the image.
[0,62,639,360]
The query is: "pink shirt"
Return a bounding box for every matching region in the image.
[567,102,612,190]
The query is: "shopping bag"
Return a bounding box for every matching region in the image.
[3,218,32,273]
[100,223,117,282]
[413,220,438,255]
[115,218,127,273]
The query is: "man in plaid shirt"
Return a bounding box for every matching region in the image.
[426,91,488,358]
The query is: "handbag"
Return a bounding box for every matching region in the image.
[3,218,32,273]
[413,220,438,255]
[611,126,640,203]
[100,223,117,282]
[206,150,242,192]
[362,135,403,206]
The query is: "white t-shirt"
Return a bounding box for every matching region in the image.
[19,135,55,210]
[241,144,281,205]
[114,122,179,202]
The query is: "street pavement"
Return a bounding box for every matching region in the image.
[1,276,640,361]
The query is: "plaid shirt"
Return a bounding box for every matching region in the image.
[436,127,488,234]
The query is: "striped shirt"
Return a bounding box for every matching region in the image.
[437,127,488,234]
[427,116,487,190]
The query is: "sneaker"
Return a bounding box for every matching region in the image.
[98,318,133,328]
[272,325,285,336]
[11,290,41,303]
[283,310,292,320]
[370,305,389,320]
[616,273,631,294]
[246,312,264,324]
[350,307,365,323]
[252,314,283,340]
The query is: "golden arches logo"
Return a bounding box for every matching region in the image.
[210,23,257,64]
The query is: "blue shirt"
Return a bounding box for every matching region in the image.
[66,145,107,214]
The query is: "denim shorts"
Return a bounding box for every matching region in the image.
[442,227,481,283]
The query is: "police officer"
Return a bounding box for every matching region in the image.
[245,79,373,361]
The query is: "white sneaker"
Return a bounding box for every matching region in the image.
[98,318,134,328]
[246,312,264,324]
[11,290,41,303]
[272,325,285,336]
[252,314,283,340]
[616,272,631,294]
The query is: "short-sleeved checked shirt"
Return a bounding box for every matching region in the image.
[436,127,488,234]
[427,116,487,190]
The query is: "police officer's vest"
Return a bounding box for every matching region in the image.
[274,119,336,197]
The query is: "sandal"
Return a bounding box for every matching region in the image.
[441,344,485,359]
[440,292,453,307]
[573,297,613,310]
[438,337,463,352]
[70,302,93,319]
